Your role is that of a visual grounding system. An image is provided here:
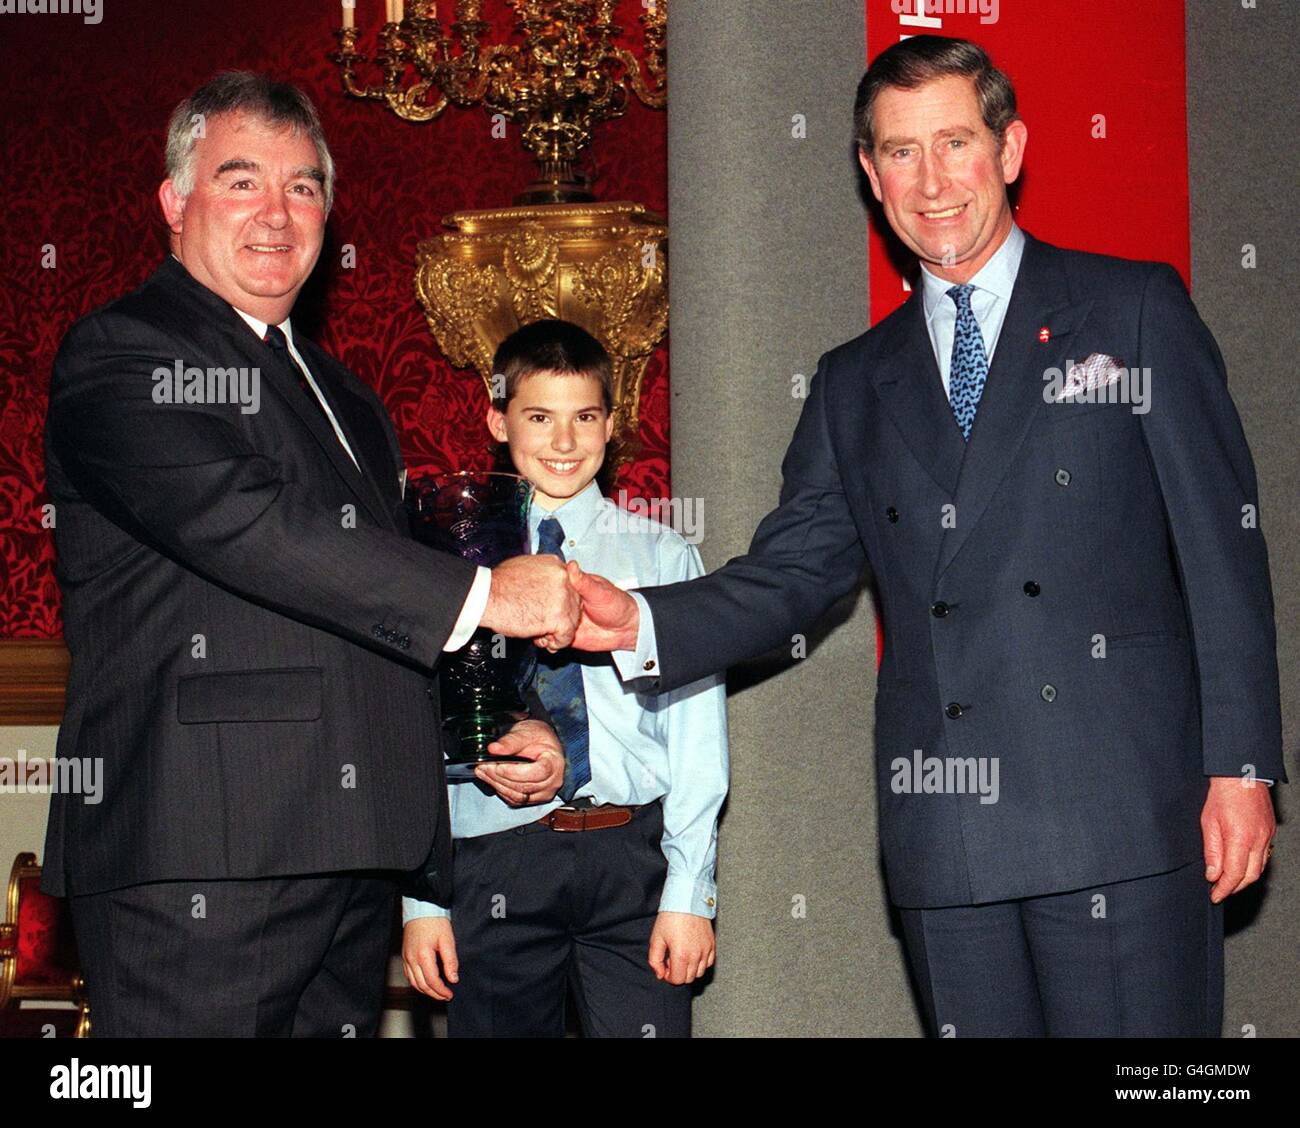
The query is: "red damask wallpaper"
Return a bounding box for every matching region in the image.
[0,0,668,638]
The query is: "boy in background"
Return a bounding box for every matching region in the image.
[402,319,729,1037]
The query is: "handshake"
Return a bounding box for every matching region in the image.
[480,555,642,654]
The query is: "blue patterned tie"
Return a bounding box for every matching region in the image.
[532,517,591,801]
[946,284,989,441]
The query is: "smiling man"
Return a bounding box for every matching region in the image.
[42,72,577,1037]
[572,36,1284,1036]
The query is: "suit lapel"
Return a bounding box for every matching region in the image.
[152,259,398,533]
[869,292,967,498]
[933,234,1092,580]
[297,340,403,531]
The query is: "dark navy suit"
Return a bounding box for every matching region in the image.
[629,232,1286,1035]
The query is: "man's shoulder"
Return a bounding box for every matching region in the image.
[1033,234,1171,290]
[816,296,913,377]
[60,261,185,347]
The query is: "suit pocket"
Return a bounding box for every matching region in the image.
[1044,397,1125,424]
[177,667,323,723]
[1107,630,1185,650]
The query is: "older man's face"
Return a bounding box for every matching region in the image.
[860,74,1026,284]
[159,111,327,323]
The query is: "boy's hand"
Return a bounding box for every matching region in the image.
[568,561,641,652]
[402,916,459,1001]
[475,718,564,805]
[648,911,716,985]
[482,555,579,647]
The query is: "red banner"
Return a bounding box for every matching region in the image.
[864,0,1189,326]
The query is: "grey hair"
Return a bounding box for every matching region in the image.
[854,35,1019,159]
[164,71,336,211]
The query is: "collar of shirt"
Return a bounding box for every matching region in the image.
[528,479,605,553]
[919,221,1026,327]
[232,306,296,349]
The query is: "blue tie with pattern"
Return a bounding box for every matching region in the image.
[532,517,591,802]
[946,283,989,441]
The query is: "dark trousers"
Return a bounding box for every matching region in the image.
[899,860,1223,1037]
[447,802,691,1038]
[70,871,397,1037]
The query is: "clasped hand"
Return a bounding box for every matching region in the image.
[480,555,640,654]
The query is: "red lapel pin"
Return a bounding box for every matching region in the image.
[1037,326,1051,343]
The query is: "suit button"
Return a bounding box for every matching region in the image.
[372,624,385,639]
[944,702,963,719]
[1054,468,1071,487]
[1040,684,1057,702]
[886,507,899,523]
[931,601,950,618]
[1023,581,1040,597]
[426,685,435,699]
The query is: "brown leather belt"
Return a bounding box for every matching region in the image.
[536,804,640,832]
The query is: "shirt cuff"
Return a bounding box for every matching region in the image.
[401,895,450,924]
[1209,774,1275,787]
[610,590,661,683]
[443,566,492,652]
[657,871,718,919]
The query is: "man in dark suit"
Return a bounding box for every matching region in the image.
[573,36,1285,1036]
[43,72,576,1037]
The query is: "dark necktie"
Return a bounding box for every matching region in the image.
[946,283,990,441]
[263,324,330,427]
[531,517,591,802]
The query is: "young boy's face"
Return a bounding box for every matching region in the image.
[486,370,614,510]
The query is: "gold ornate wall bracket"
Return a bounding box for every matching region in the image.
[415,200,667,462]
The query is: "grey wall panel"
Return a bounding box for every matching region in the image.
[1186,0,1299,1038]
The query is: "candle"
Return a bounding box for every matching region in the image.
[394,0,404,20]
[342,0,354,28]
[384,0,393,21]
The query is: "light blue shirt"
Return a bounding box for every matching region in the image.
[918,222,1025,401]
[404,481,730,924]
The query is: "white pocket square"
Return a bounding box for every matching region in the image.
[1058,352,1126,399]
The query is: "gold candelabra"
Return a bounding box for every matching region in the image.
[331,0,667,204]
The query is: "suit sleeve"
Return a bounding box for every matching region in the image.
[635,352,868,693]
[47,311,478,671]
[1136,264,1286,782]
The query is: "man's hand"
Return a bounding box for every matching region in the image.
[481,555,579,649]
[474,718,564,806]
[402,916,459,1001]
[568,561,641,652]
[648,912,716,985]
[1202,775,1276,903]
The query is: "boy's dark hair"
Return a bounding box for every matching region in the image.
[489,319,618,493]
[490,319,614,412]
[853,35,1019,159]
